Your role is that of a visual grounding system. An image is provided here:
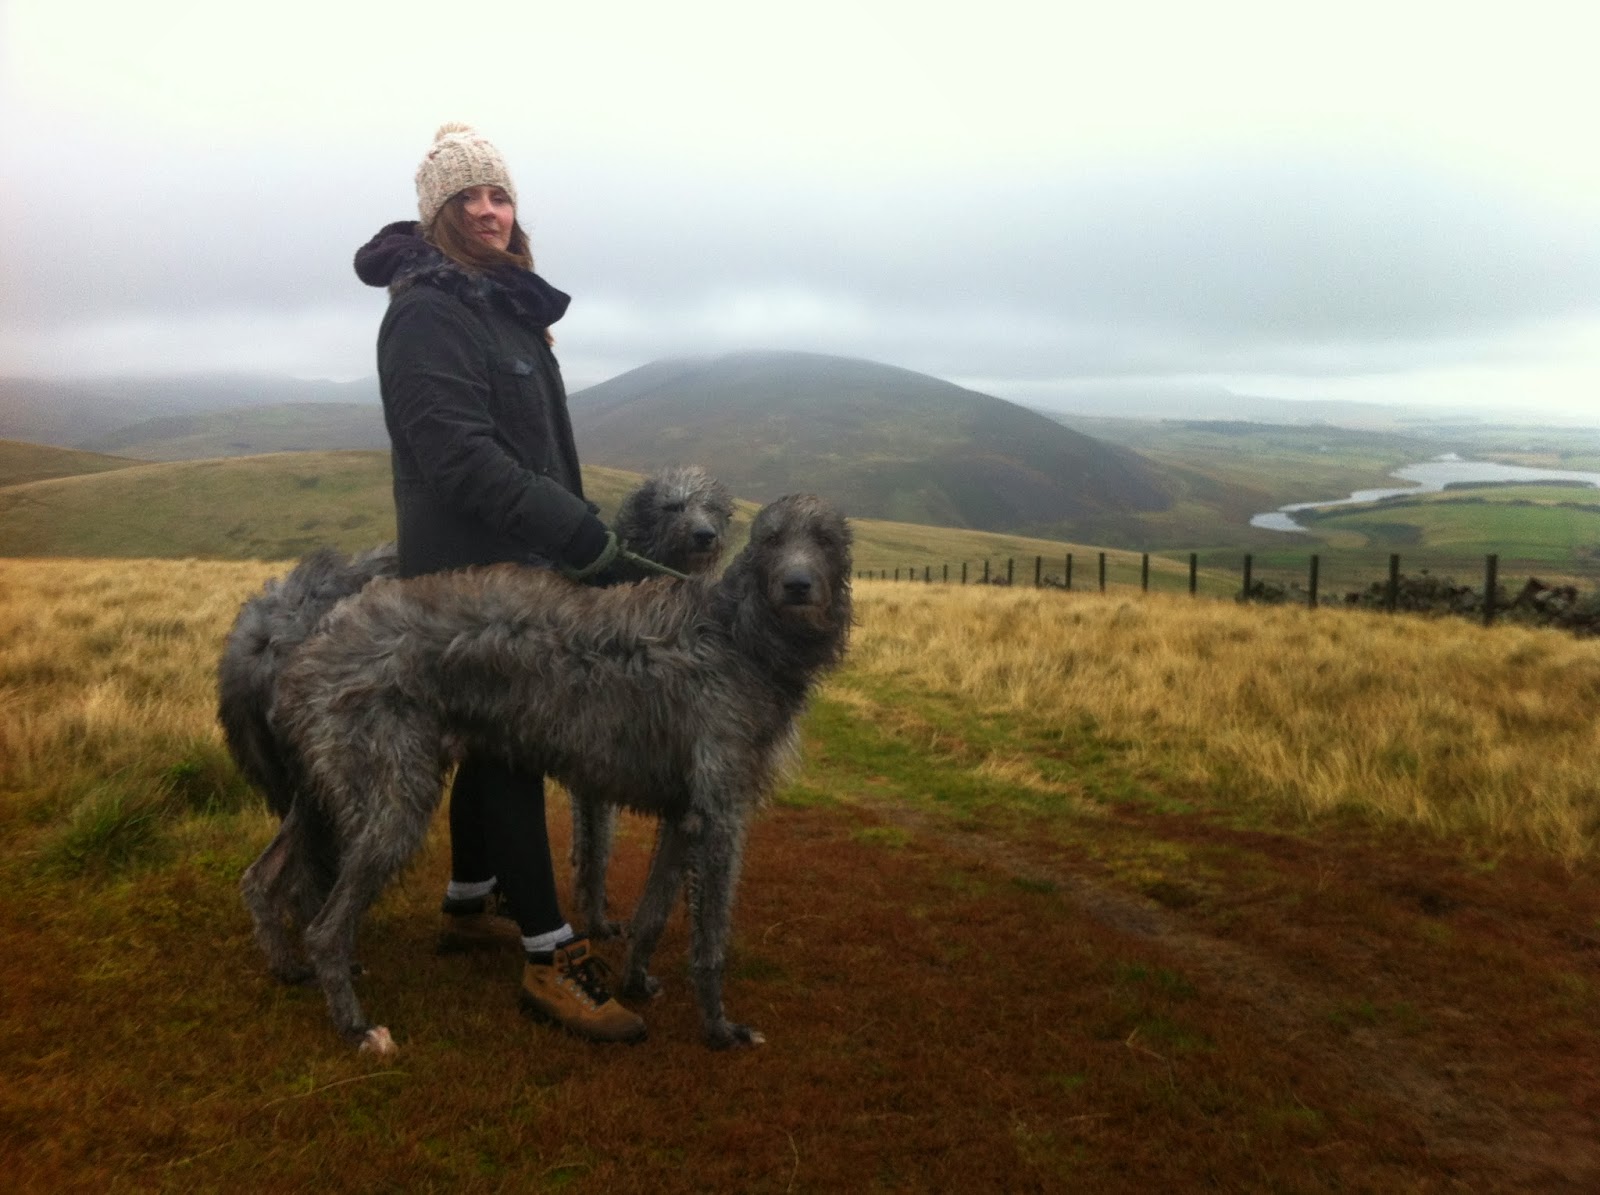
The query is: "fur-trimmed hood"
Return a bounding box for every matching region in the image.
[353,220,570,327]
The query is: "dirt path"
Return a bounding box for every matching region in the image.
[833,791,1600,1189]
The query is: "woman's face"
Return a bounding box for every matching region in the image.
[457,184,515,253]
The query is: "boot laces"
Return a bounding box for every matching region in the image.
[561,950,617,1006]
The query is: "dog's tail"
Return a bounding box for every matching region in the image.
[218,544,399,820]
[217,594,300,818]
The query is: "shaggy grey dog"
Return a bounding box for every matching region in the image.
[219,467,734,933]
[241,493,850,1053]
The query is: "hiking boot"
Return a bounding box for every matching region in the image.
[519,938,647,1043]
[436,893,522,955]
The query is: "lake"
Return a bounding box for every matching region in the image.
[1251,454,1600,532]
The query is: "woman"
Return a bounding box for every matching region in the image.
[352,122,643,1043]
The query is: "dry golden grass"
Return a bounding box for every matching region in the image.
[0,558,278,868]
[847,579,1600,862]
[6,559,1600,866]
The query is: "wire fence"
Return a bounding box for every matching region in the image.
[856,549,1600,632]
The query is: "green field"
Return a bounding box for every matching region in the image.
[1294,484,1600,571]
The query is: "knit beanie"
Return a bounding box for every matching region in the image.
[415,122,517,227]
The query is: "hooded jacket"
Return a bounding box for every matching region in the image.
[354,221,597,577]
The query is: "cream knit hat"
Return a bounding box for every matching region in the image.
[415,122,517,226]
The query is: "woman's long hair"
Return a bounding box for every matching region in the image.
[424,192,534,273]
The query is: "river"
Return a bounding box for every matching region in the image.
[1250,454,1600,533]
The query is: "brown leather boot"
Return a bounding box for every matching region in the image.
[519,938,647,1043]
[436,894,522,954]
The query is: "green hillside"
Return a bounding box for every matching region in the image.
[81,403,389,461]
[0,452,648,561]
[0,448,1141,579]
[0,439,141,488]
[1048,417,1442,511]
[570,351,1184,540]
[0,374,378,447]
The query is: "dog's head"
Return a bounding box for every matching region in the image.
[724,494,852,665]
[614,466,735,575]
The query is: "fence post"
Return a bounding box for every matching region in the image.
[893,567,899,582]
[943,563,949,584]
[1189,552,1198,596]
[924,565,931,583]
[1065,553,1073,591]
[1483,554,1499,627]
[1308,555,1319,609]
[962,561,968,585]
[982,559,990,583]
[1242,554,1253,599]
[1098,552,1107,592]
[1007,558,1015,586]
[1387,554,1400,612]
[1035,555,1042,587]
[1140,553,1150,592]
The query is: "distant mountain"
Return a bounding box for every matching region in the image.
[0,375,378,451]
[570,351,1176,536]
[1005,380,1590,430]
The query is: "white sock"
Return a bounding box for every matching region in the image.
[523,923,576,956]
[445,877,497,902]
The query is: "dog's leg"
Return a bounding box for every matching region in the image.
[571,793,621,939]
[685,817,764,1050]
[240,807,311,984]
[301,817,421,1056]
[621,817,692,1000]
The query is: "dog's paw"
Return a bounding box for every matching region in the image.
[358,1026,397,1056]
[705,1021,765,1050]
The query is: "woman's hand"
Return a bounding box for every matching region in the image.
[545,329,557,347]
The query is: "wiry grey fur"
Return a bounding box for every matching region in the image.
[219,543,400,820]
[240,494,851,1052]
[219,467,734,934]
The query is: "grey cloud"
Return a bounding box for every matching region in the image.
[5,130,1597,400]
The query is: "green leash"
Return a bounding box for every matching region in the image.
[617,546,689,580]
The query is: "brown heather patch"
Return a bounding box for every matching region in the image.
[2,559,1599,1189]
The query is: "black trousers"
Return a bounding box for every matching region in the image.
[448,756,564,937]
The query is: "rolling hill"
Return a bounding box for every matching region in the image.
[0,446,1107,571]
[0,451,650,561]
[0,374,378,450]
[568,351,1178,539]
[0,439,141,488]
[79,402,389,460]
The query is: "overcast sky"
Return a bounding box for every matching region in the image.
[2,0,1597,420]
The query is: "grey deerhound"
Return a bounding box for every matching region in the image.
[241,494,851,1053]
[219,467,734,932]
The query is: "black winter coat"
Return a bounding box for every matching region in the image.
[354,222,592,578]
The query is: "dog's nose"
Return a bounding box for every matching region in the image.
[693,527,717,549]
[781,572,814,602]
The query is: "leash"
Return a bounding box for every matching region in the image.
[617,546,690,581]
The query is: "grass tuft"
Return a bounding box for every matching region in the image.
[44,781,169,876]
